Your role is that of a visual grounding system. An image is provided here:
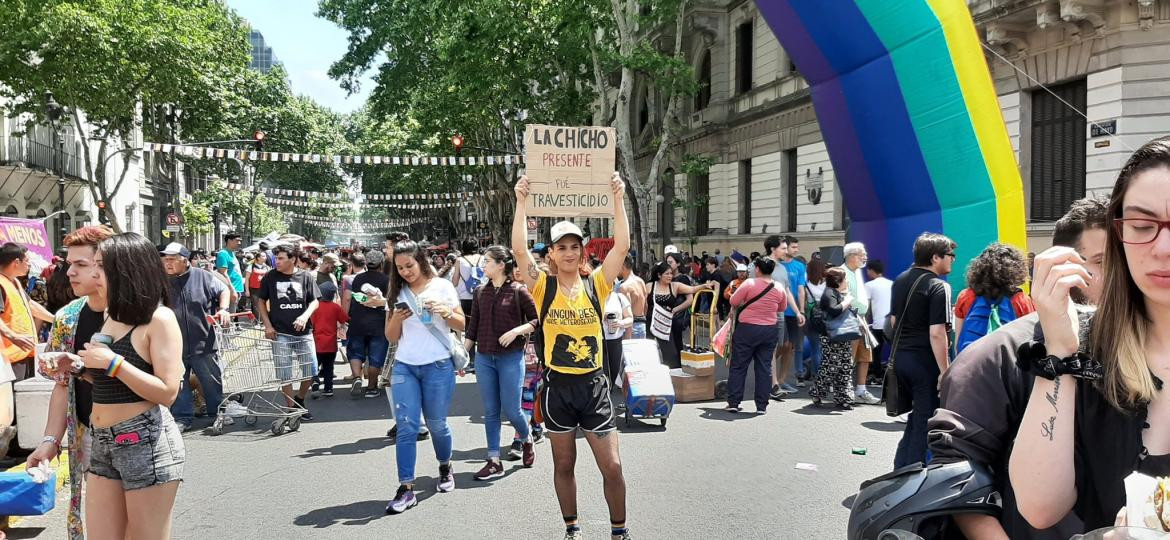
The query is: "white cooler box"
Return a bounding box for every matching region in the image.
[14,375,57,451]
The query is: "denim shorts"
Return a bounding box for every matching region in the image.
[89,406,184,490]
[346,334,390,369]
[274,334,319,381]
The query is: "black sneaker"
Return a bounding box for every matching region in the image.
[769,384,786,401]
[364,388,380,398]
[385,484,417,514]
[387,424,430,441]
[507,440,523,461]
[294,397,313,421]
[322,390,334,397]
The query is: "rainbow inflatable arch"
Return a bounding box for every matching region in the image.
[759,0,1027,284]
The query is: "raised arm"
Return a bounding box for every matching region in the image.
[1009,247,1088,529]
[512,175,538,289]
[600,172,630,283]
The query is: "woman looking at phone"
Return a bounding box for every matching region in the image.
[1010,137,1170,530]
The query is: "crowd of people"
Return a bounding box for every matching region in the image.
[6,136,1170,539]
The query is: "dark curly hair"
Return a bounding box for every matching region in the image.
[964,242,1028,300]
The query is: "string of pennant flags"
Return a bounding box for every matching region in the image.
[290,214,426,228]
[146,142,524,167]
[216,181,495,206]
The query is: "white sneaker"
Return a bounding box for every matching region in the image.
[855,390,881,405]
[895,413,910,423]
[224,402,250,417]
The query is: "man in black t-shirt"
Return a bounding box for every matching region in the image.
[346,249,390,398]
[888,232,955,469]
[257,244,321,417]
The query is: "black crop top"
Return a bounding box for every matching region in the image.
[90,327,153,404]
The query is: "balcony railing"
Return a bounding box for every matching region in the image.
[2,136,86,180]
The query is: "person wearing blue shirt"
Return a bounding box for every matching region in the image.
[216,233,245,311]
[779,237,809,390]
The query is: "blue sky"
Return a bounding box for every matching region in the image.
[225,0,375,114]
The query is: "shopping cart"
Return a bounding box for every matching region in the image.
[206,314,315,436]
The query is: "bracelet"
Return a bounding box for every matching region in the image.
[1016,342,1103,381]
[106,354,124,377]
[41,435,59,448]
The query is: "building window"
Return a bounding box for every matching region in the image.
[736,20,753,95]
[690,172,710,236]
[1030,78,1087,222]
[659,169,675,244]
[739,160,752,234]
[695,50,712,111]
[784,149,798,232]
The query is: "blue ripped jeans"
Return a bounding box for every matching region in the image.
[391,358,456,483]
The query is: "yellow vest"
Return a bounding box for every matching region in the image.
[0,274,35,363]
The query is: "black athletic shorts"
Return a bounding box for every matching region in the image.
[540,371,615,434]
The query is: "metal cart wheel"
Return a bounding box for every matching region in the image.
[271,419,286,436]
[244,415,258,426]
[287,416,301,432]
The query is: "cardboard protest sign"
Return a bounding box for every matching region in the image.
[524,124,616,218]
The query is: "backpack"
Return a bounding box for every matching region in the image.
[460,256,487,294]
[956,294,1018,355]
[804,284,827,336]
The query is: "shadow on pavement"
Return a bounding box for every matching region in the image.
[4,527,47,540]
[449,447,490,462]
[789,403,846,416]
[697,407,763,422]
[860,421,905,433]
[616,417,669,433]
[295,436,391,459]
[293,499,388,528]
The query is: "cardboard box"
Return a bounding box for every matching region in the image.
[680,347,716,377]
[670,368,715,402]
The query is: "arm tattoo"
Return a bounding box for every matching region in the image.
[527,261,540,280]
[1041,376,1062,441]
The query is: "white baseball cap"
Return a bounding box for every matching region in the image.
[550,221,584,244]
[735,264,748,272]
[664,245,679,254]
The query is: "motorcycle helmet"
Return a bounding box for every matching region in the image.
[848,460,1002,540]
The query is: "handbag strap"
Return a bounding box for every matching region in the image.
[887,272,932,370]
[402,285,452,351]
[734,282,775,323]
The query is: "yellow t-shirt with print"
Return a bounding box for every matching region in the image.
[531,269,613,375]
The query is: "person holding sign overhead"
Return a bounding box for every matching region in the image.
[512,170,632,540]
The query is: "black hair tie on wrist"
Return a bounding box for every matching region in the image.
[1016,341,1104,381]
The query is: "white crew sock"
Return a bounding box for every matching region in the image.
[855,385,867,395]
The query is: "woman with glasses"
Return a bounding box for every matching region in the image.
[1011,137,1170,531]
[464,245,539,479]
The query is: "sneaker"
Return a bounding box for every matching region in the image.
[754,408,767,415]
[437,464,456,492]
[532,430,546,444]
[176,422,193,433]
[507,440,523,461]
[385,485,417,514]
[780,383,799,393]
[564,529,584,540]
[769,384,784,400]
[418,428,430,441]
[522,442,535,468]
[855,390,882,405]
[322,390,334,397]
[796,380,807,388]
[473,460,504,481]
[724,404,742,413]
[224,402,249,418]
[350,380,363,397]
[613,532,632,540]
[364,388,380,398]
[895,413,910,424]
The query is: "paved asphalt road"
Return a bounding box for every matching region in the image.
[4,363,904,540]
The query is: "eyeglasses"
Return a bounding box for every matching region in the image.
[945,252,956,258]
[1114,218,1170,244]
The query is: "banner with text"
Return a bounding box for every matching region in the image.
[0,218,53,271]
[523,125,616,218]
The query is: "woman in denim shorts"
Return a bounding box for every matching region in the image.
[77,233,186,539]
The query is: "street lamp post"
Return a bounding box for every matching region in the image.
[43,91,67,246]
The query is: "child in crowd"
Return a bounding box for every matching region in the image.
[310,282,348,397]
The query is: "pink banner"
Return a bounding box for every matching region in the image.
[0,217,54,270]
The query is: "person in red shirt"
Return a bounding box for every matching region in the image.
[310,282,348,397]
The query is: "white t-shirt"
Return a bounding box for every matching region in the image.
[395,278,461,365]
[454,254,484,300]
[865,276,893,329]
[806,281,826,302]
[603,290,631,340]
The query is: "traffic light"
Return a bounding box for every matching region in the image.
[97,200,109,225]
[252,130,266,151]
[451,133,464,155]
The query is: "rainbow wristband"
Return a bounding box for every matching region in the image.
[106,355,124,377]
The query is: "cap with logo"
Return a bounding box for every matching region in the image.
[550,221,584,244]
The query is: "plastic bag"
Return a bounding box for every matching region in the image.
[712,319,732,357]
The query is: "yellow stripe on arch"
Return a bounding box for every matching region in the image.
[927,0,1028,253]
